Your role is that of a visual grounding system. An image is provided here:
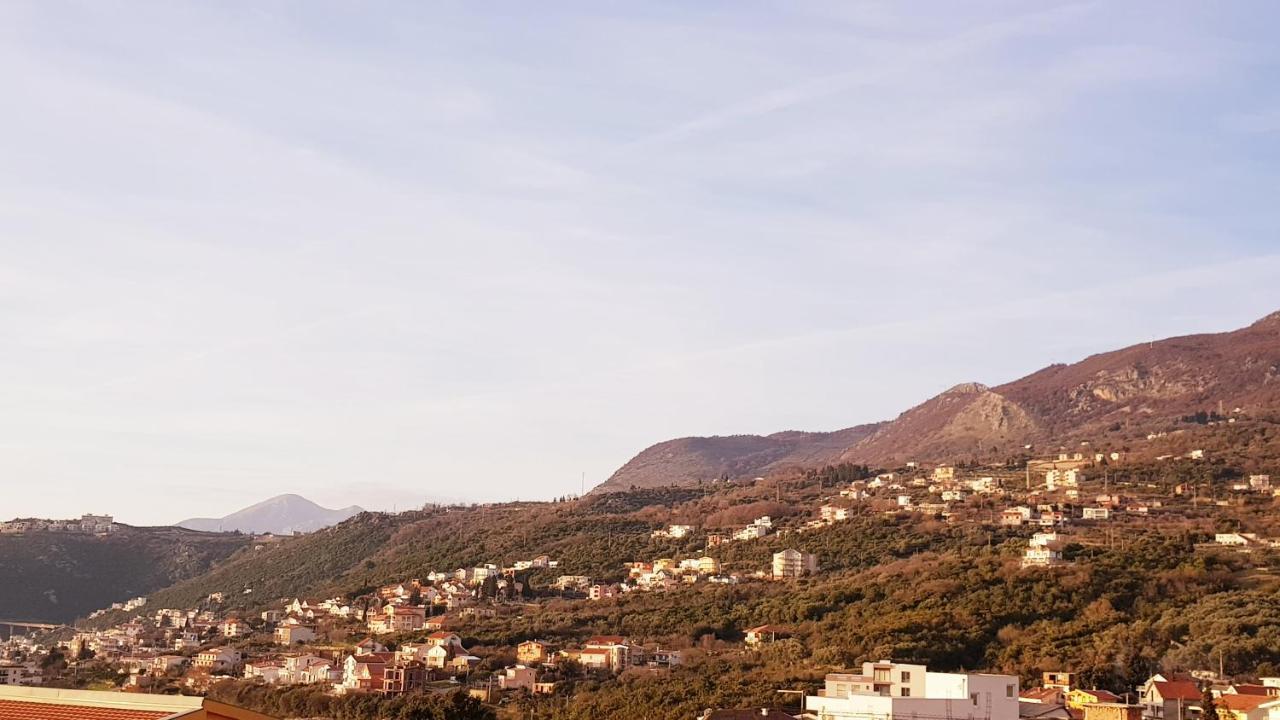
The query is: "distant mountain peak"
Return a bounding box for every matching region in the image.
[178,494,364,535]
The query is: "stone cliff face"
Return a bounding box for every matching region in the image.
[839,383,1041,465]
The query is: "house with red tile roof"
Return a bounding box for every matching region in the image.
[218,618,251,639]
[339,652,396,693]
[579,636,631,672]
[1216,694,1280,720]
[744,625,789,647]
[1227,685,1280,698]
[1138,676,1202,720]
[1020,686,1067,706]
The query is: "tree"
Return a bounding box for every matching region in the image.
[1202,685,1220,720]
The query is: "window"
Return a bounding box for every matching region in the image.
[874,668,890,682]
[901,671,911,682]
[1007,685,1016,698]
[971,694,980,705]
[902,688,911,697]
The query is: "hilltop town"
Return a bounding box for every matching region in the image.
[6,429,1280,720]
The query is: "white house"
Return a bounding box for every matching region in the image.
[969,477,998,494]
[1215,533,1262,547]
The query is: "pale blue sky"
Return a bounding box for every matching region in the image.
[2,2,1278,525]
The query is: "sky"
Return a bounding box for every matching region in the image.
[2,1,1279,525]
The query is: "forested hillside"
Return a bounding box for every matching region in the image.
[175,487,1280,720]
[53,441,1280,720]
[0,527,248,623]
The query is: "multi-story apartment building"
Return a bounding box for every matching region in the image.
[806,661,1019,720]
[0,664,41,686]
[772,549,818,579]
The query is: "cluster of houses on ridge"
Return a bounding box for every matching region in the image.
[811,461,1141,527]
[589,542,821,600]
[0,513,118,534]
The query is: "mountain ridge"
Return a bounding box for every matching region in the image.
[593,311,1280,492]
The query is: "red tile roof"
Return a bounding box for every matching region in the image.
[1219,694,1272,712]
[1154,681,1202,701]
[1021,687,1065,704]
[0,699,177,720]
[1231,685,1276,697]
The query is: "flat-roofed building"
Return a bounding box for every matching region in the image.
[806,661,1019,720]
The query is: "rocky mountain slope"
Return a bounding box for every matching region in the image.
[595,311,1280,491]
[598,424,882,493]
[179,494,364,535]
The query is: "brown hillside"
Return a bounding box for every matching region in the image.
[994,311,1280,434]
[593,311,1280,492]
[839,382,1041,465]
[594,424,881,493]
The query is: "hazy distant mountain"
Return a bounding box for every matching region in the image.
[595,310,1280,491]
[179,494,364,535]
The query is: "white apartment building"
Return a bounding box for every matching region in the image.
[734,519,773,542]
[805,661,1019,720]
[772,549,818,579]
[1022,547,1063,567]
[1021,532,1066,567]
